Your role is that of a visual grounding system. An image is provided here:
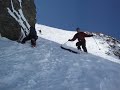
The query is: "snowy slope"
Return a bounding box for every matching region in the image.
[0,24,120,90]
[36,24,120,63]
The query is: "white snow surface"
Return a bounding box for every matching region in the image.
[0,24,120,90]
[36,24,120,63]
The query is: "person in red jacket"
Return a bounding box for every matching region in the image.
[68,28,93,52]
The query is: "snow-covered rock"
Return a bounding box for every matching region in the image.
[0,0,36,40]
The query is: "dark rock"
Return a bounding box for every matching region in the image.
[0,0,36,40]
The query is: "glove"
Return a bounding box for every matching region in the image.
[90,34,94,37]
[68,39,71,41]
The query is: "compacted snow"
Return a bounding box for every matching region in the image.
[0,24,120,90]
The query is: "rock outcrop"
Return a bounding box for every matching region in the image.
[0,0,36,41]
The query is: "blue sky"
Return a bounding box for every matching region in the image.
[35,0,120,40]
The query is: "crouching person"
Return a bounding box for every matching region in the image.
[22,26,38,47]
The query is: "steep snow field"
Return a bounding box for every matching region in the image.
[0,24,120,90]
[36,24,120,63]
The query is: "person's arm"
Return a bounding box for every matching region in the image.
[84,33,93,37]
[68,33,77,41]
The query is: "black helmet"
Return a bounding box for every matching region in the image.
[76,27,80,31]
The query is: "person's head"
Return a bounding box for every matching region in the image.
[76,27,80,32]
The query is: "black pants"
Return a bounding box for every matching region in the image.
[22,35,38,46]
[76,40,87,52]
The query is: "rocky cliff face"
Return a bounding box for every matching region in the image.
[0,0,36,41]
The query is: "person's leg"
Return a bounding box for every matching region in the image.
[81,41,87,52]
[31,38,36,47]
[35,36,38,41]
[31,36,38,46]
[76,42,81,50]
[21,36,30,44]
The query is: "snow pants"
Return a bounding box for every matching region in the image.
[76,40,87,52]
[22,35,38,46]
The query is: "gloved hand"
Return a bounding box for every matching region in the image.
[91,34,94,36]
[68,39,71,41]
[90,34,94,37]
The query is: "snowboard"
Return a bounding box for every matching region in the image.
[61,44,83,54]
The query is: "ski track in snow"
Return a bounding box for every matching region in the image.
[0,36,120,90]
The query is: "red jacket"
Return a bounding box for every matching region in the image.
[70,32,93,41]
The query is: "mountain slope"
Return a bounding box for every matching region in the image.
[0,24,120,90]
[36,24,120,63]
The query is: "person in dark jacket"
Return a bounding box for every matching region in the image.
[68,28,93,52]
[22,26,38,47]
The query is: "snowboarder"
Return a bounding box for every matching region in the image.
[22,26,38,47]
[68,28,93,53]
